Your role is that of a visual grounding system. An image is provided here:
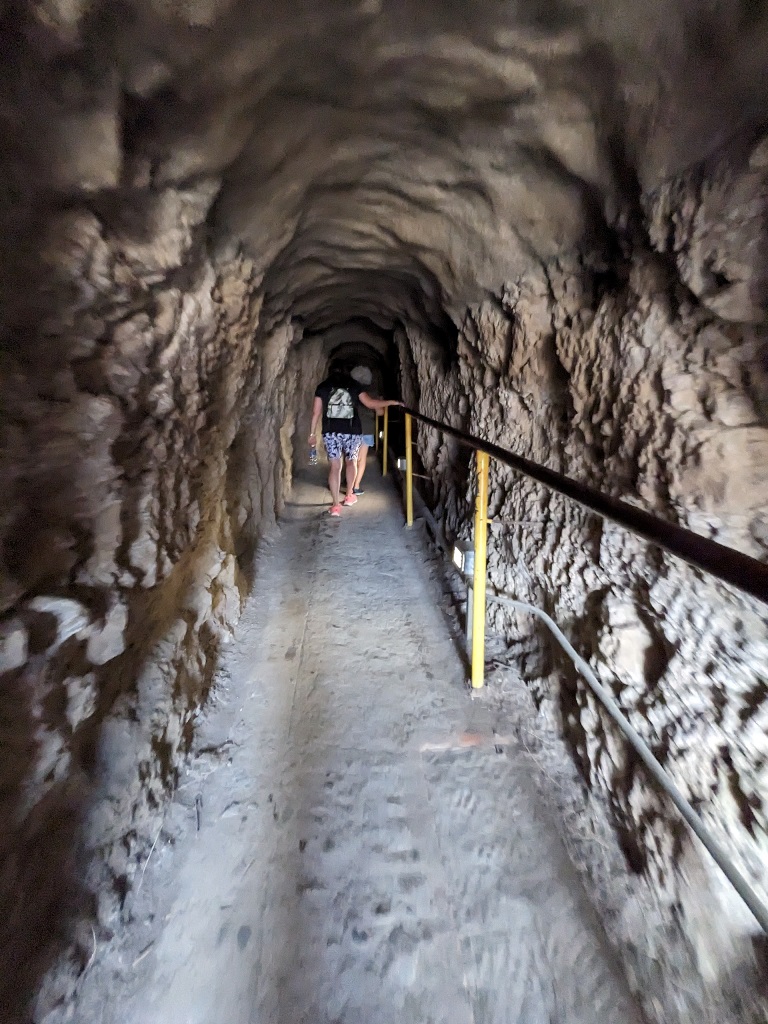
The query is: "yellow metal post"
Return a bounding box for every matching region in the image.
[471,450,490,689]
[405,412,414,527]
[382,405,389,476]
[375,411,379,451]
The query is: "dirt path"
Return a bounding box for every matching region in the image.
[71,464,642,1024]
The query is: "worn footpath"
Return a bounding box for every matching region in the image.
[69,463,642,1024]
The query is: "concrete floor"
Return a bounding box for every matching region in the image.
[71,462,642,1024]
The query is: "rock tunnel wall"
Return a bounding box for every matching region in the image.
[1,0,768,1020]
[0,174,324,1017]
[405,137,768,985]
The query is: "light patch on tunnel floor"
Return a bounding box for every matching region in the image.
[68,465,641,1024]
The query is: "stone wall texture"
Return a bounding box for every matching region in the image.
[407,138,768,997]
[1,1,768,1021]
[0,167,324,1017]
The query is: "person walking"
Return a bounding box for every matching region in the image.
[350,366,376,495]
[309,367,400,516]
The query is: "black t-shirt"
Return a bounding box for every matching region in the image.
[315,378,364,434]
[359,405,375,435]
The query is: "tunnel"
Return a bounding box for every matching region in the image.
[1,1,768,1022]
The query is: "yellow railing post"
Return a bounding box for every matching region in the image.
[382,405,389,476]
[405,412,414,527]
[471,450,490,689]
[375,411,379,451]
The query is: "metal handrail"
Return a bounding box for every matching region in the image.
[490,593,768,935]
[380,403,768,936]
[402,406,768,606]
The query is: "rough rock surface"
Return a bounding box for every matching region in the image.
[0,178,325,1018]
[409,225,768,985]
[1,1,768,1021]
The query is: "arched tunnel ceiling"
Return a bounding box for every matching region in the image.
[309,319,392,359]
[307,319,398,385]
[10,1,768,339]
[13,0,768,336]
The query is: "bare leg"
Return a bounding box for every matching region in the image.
[328,458,342,505]
[354,444,369,489]
[344,456,357,500]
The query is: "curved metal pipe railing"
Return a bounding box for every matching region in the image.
[381,404,768,935]
[402,406,768,606]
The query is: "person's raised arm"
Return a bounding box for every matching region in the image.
[309,395,323,443]
[359,392,402,414]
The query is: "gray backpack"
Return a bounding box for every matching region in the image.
[327,387,354,420]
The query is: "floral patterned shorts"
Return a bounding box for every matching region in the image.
[323,432,363,460]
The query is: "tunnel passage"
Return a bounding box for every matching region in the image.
[1,1,768,1022]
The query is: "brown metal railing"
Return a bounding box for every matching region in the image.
[374,403,768,935]
[401,406,768,606]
